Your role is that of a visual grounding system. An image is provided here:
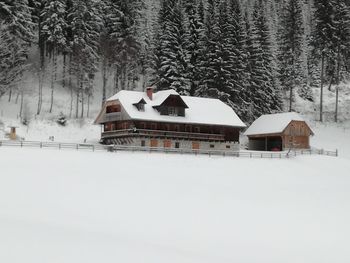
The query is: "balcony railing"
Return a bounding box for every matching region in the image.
[102,128,225,141]
[101,112,122,122]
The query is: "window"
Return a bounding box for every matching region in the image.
[141,140,146,147]
[168,107,176,116]
[175,142,180,149]
[210,144,215,149]
[175,125,180,132]
[178,108,185,117]
[151,123,157,130]
[226,145,231,149]
[194,127,200,133]
[137,103,145,111]
[106,105,120,113]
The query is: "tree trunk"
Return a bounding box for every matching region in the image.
[8,88,12,102]
[76,76,79,118]
[68,55,73,118]
[15,90,20,104]
[114,68,119,93]
[81,81,84,119]
[19,89,24,119]
[320,53,325,122]
[37,70,43,115]
[335,46,341,123]
[289,86,293,112]
[49,52,56,113]
[102,59,107,104]
[87,93,90,118]
[62,54,66,89]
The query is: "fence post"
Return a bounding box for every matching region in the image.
[336,149,338,157]
[59,143,61,150]
[76,144,79,150]
[92,145,95,152]
[21,141,23,147]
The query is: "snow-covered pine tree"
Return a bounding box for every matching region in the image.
[183,0,205,96]
[310,0,335,122]
[138,0,156,92]
[278,0,305,111]
[153,0,189,94]
[332,0,350,122]
[197,0,218,98]
[98,0,114,102]
[0,0,34,99]
[250,0,282,118]
[41,0,67,113]
[68,0,101,118]
[227,0,249,118]
[244,11,264,122]
[109,0,143,91]
[197,0,242,110]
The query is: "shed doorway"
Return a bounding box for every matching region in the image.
[249,136,283,151]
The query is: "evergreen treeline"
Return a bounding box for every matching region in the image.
[0,0,349,123]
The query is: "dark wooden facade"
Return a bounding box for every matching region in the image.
[103,120,239,142]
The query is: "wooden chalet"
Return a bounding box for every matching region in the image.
[94,88,246,150]
[244,112,314,151]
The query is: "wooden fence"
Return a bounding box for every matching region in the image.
[0,140,338,159]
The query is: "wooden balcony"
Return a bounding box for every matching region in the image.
[102,129,225,141]
[100,112,122,123]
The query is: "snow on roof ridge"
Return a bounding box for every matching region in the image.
[244,111,305,136]
[105,89,246,128]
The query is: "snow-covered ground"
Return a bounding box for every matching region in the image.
[0,141,349,263]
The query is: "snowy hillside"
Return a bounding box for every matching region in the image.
[0,131,349,263]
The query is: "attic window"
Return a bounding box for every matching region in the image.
[137,103,145,111]
[133,99,146,112]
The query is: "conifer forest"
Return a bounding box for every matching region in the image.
[0,0,350,123]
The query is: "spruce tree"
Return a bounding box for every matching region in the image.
[111,0,143,91]
[250,0,282,118]
[332,0,350,122]
[184,0,205,96]
[41,0,68,113]
[227,0,249,117]
[153,0,189,94]
[278,0,305,111]
[311,0,335,122]
[0,0,34,99]
[197,0,218,98]
[68,0,101,118]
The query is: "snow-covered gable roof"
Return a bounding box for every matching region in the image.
[106,89,246,128]
[244,112,308,136]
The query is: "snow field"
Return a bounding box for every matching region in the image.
[0,144,349,263]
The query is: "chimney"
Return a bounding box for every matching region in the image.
[146,87,154,100]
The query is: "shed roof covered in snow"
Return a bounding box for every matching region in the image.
[97,89,246,128]
[244,112,312,136]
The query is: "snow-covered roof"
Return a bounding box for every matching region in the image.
[105,89,246,128]
[244,112,307,136]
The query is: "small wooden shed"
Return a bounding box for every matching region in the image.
[244,112,314,151]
